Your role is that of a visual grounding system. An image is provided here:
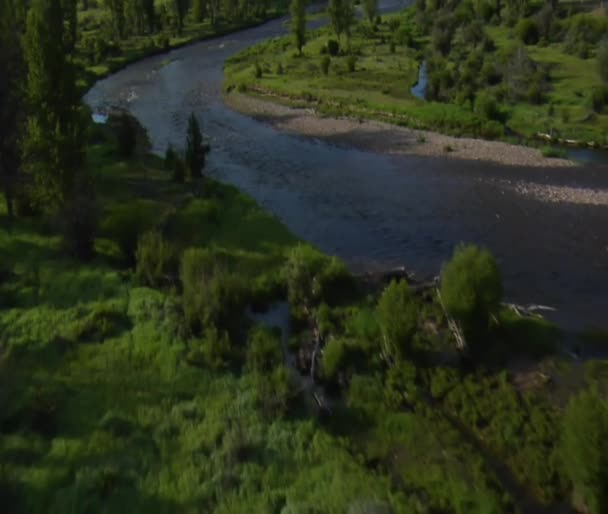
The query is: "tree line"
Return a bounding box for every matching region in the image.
[92,0,288,39]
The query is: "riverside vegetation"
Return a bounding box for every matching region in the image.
[2,0,608,514]
[224,0,608,150]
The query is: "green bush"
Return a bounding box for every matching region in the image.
[283,245,354,309]
[541,146,567,159]
[321,55,331,75]
[275,62,284,75]
[376,280,418,361]
[246,325,283,373]
[474,92,499,121]
[180,248,246,335]
[253,61,263,78]
[561,389,608,514]
[440,244,503,351]
[135,230,177,288]
[254,364,293,416]
[321,338,346,381]
[186,325,232,369]
[115,114,137,158]
[103,202,157,266]
[517,18,540,45]
[347,54,357,73]
[598,39,608,85]
[591,85,608,113]
[327,38,340,56]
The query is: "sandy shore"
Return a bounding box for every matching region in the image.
[225,92,577,168]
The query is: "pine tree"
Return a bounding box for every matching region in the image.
[328,0,355,42]
[23,0,96,258]
[363,0,377,24]
[185,113,209,183]
[23,0,85,210]
[0,0,25,220]
[290,0,306,55]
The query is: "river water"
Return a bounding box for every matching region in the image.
[84,1,608,331]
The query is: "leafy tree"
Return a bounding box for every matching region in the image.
[246,326,283,373]
[193,0,208,21]
[561,389,608,514]
[598,39,608,85]
[23,0,86,211]
[376,280,418,362]
[440,244,502,350]
[363,0,377,23]
[185,112,209,183]
[328,0,355,42]
[105,0,126,38]
[290,0,306,55]
[0,0,25,220]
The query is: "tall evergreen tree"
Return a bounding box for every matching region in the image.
[105,0,126,38]
[363,0,377,24]
[328,0,354,42]
[0,0,25,220]
[185,113,209,183]
[290,0,306,55]
[23,0,85,210]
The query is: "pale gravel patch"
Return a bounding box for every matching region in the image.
[508,182,608,206]
[225,92,578,169]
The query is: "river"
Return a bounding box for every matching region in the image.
[84,1,608,332]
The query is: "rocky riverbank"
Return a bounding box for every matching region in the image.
[225,92,578,169]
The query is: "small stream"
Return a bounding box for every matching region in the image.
[410,60,427,100]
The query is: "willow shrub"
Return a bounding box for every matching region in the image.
[440,244,502,351]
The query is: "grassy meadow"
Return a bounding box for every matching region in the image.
[1,113,608,513]
[224,5,608,148]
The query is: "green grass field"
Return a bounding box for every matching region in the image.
[224,8,608,147]
[1,116,600,513]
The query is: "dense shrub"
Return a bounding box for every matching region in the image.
[440,244,503,351]
[327,38,340,56]
[598,39,608,85]
[347,54,357,72]
[283,245,354,309]
[321,55,331,75]
[275,62,284,75]
[376,280,418,361]
[254,364,293,416]
[135,230,177,288]
[561,389,608,514]
[481,60,501,85]
[253,62,263,78]
[591,85,608,113]
[186,325,232,369]
[517,18,540,45]
[322,338,347,381]
[103,202,156,266]
[474,92,499,121]
[180,248,246,335]
[246,326,283,373]
[116,114,137,158]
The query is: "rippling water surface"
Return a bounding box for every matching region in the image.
[85,1,608,330]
